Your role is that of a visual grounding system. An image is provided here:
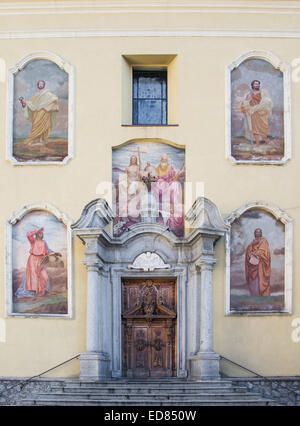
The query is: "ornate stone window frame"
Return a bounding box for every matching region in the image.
[225,201,293,315]
[6,203,73,318]
[6,50,74,166]
[226,50,291,165]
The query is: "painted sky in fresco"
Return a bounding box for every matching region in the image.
[12,211,67,269]
[13,59,68,138]
[231,58,284,138]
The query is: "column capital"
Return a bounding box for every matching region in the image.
[83,259,103,273]
[195,257,216,272]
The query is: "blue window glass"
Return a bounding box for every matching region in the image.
[133,69,167,125]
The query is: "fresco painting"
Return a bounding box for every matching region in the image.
[112,141,185,237]
[13,59,68,163]
[230,209,285,312]
[231,58,284,162]
[12,210,68,315]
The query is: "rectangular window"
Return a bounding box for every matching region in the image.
[132,69,167,125]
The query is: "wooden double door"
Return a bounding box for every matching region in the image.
[122,278,177,378]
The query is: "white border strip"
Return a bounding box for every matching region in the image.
[1,2,300,15]
[2,29,300,39]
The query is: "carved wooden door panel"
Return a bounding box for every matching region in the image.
[122,279,176,378]
[149,321,174,377]
[132,326,149,378]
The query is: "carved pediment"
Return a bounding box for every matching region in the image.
[128,252,170,272]
[123,303,176,319]
[72,198,114,229]
[122,280,176,319]
[185,197,228,232]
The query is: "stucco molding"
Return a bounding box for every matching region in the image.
[1,29,300,40]
[6,202,73,318]
[8,202,71,226]
[225,201,293,315]
[6,50,75,166]
[225,49,291,165]
[1,1,300,16]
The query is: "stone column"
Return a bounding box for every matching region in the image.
[199,259,215,354]
[85,261,100,352]
[80,238,110,381]
[72,199,115,380]
[186,197,228,380]
[190,257,220,381]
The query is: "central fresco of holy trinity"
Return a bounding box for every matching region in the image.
[112,140,185,237]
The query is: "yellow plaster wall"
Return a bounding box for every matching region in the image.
[0,1,299,377]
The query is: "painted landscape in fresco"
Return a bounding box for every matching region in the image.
[12,210,68,315]
[112,141,185,237]
[230,209,285,312]
[231,58,284,162]
[13,59,68,162]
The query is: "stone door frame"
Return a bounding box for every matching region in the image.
[110,266,188,379]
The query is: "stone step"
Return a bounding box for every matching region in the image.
[22,398,275,406]
[11,378,278,406]
[27,391,263,401]
[54,380,235,390]
[50,386,247,395]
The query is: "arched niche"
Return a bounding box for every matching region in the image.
[226,50,291,165]
[225,201,293,315]
[6,203,73,317]
[7,50,74,165]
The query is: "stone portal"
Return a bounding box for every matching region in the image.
[72,197,228,381]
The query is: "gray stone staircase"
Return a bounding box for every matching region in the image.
[20,378,277,406]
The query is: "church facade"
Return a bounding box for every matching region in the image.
[0,0,300,389]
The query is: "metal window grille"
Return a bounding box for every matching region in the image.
[133,69,167,125]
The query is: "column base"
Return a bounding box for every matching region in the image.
[80,351,111,381]
[189,352,220,381]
